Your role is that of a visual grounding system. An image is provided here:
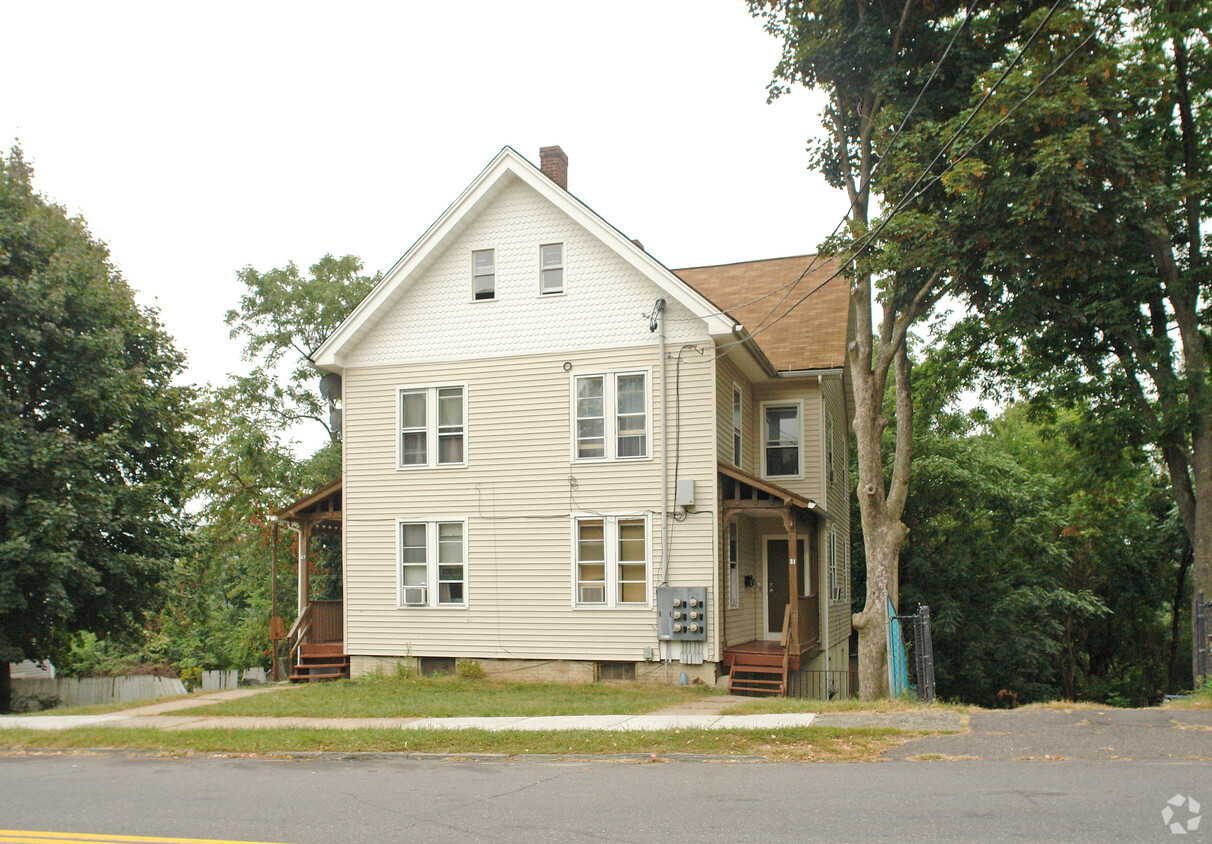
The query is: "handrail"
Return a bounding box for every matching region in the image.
[780,603,792,696]
[286,604,313,668]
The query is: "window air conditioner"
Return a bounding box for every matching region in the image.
[402,586,427,606]
[579,585,605,604]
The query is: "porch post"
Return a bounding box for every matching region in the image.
[298,517,312,617]
[782,508,799,654]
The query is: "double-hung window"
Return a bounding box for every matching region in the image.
[399,385,467,468]
[763,401,801,478]
[472,249,495,301]
[826,413,836,486]
[727,522,740,608]
[732,384,743,468]
[540,243,564,294]
[828,529,843,603]
[399,519,467,608]
[573,371,649,461]
[574,515,649,606]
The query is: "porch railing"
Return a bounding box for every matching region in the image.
[309,600,343,643]
[285,600,343,668]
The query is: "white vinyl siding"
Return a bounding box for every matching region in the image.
[398,385,466,469]
[572,371,649,462]
[397,519,468,608]
[342,344,717,663]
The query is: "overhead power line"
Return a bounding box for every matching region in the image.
[715,0,1089,357]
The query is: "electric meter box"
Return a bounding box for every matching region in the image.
[657,586,708,641]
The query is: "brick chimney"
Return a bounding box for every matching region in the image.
[539,146,568,190]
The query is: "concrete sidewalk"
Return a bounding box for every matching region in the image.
[0,688,823,732]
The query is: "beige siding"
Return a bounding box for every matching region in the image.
[821,375,851,649]
[723,515,765,646]
[714,356,757,474]
[343,343,721,663]
[751,378,824,502]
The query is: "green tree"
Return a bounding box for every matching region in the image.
[920,1,1211,682]
[747,0,1030,696]
[225,254,378,442]
[0,146,193,710]
[859,348,1185,705]
[159,256,373,673]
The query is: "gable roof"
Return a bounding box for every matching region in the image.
[673,254,850,373]
[312,146,739,370]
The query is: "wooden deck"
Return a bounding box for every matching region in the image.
[723,639,819,672]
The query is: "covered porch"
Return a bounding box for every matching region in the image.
[275,478,347,681]
[718,463,823,696]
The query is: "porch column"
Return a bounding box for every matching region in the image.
[782,508,799,654]
[720,506,741,652]
[298,518,312,617]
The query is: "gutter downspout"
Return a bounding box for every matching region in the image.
[653,299,669,682]
[657,299,668,586]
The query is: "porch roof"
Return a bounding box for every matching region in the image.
[718,462,819,515]
[276,478,342,529]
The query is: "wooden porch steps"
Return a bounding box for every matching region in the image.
[290,643,349,682]
[728,649,788,697]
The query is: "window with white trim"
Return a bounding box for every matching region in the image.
[826,413,836,486]
[763,402,801,478]
[829,529,843,603]
[727,522,740,608]
[472,249,495,301]
[399,385,466,468]
[399,519,467,608]
[573,372,649,461]
[732,384,743,468]
[540,243,564,294]
[574,515,649,606]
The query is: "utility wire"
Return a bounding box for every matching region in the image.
[664,0,983,328]
[712,0,1083,358]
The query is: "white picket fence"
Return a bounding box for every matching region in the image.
[11,667,269,711]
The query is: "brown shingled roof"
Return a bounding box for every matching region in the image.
[673,254,850,372]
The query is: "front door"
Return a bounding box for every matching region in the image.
[763,538,805,640]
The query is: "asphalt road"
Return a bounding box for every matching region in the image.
[1,752,1208,842]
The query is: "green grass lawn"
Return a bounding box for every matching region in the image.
[721,695,969,715]
[0,724,919,762]
[173,674,716,719]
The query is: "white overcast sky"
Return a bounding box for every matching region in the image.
[3,1,841,391]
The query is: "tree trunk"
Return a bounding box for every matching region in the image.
[0,661,11,714]
[1168,545,1192,693]
[849,331,913,700]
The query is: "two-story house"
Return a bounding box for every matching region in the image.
[287,146,852,696]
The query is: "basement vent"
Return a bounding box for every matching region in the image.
[419,657,456,676]
[596,661,636,682]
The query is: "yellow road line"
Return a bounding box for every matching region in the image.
[0,832,295,844]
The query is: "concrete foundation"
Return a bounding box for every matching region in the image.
[349,654,719,686]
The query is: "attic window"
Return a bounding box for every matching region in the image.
[472,249,495,301]
[540,243,564,294]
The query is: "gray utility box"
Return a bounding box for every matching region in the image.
[657,586,708,641]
